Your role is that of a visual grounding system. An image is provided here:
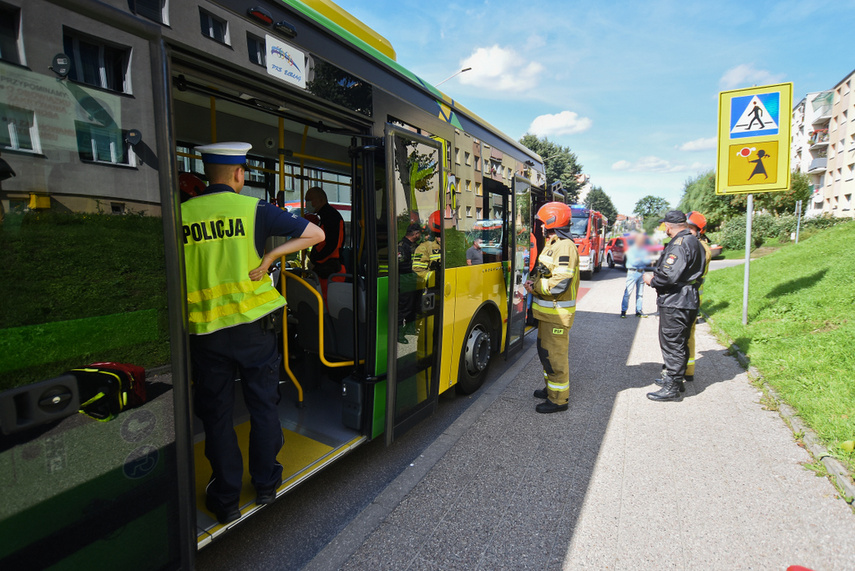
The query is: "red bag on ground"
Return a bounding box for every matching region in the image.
[89,362,147,407]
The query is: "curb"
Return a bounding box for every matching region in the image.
[303,344,539,571]
[700,311,855,505]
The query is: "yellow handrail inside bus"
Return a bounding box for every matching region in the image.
[281,263,363,372]
[280,259,304,405]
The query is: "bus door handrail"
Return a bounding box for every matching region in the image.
[280,263,363,394]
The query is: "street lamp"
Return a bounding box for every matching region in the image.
[436,67,472,87]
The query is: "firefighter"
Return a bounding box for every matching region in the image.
[524,202,580,413]
[642,210,705,401]
[412,211,442,287]
[182,142,323,524]
[397,222,422,343]
[684,211,712,380]
[306,186,345,298]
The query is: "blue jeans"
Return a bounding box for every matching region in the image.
[622,269,644,314]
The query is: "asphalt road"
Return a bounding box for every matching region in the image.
[194,333,536,571]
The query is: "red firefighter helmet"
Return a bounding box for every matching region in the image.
[179,172,205,198]
[687,211,707,233]
[536,202,572,229]
[428,210,442,234]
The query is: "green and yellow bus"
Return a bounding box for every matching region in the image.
[0,0,546,567]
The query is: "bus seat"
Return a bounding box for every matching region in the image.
[285,269,348,360]
[326,275,366,360]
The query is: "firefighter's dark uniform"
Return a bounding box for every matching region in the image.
[685,240,712,377]
[531,231,580,406]
[649,228,705,395]
[397,234,419,337]
[309,202,345,297]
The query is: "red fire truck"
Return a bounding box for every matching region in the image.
[570,205,608,279]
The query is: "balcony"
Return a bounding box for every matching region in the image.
[808,157,827,173]
[808,129,829,148]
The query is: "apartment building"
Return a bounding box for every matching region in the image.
[792,69,855,218]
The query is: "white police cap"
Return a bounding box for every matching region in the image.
[194,142,252,165]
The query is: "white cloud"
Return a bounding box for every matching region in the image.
[527,111,593,137]
[678,137,717,152]
[611,156,708,173]
[719,64,785,90]
[458,45,545,92]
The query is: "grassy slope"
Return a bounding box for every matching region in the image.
[703,220,855,473]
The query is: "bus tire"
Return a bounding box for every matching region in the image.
[456,313,494,394]
[607,253,615,268]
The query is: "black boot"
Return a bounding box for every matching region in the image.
[536,400,568,413]
[205,495,241,525]
[647,378,683,401]
[533,387,548,399]
[654,377,685,392]
[684,375,694,382]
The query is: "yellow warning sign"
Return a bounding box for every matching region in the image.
[727,142,778,187]
[716,83,792,195]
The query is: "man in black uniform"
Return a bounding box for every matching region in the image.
[306,187,345,290]
[642,210,705,402]
[397,223,421,343]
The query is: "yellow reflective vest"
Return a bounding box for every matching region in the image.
[413,238,441,286]
[532,235,580,326]
[182,191,285,335]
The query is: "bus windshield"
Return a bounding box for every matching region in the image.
[570,216,589,238]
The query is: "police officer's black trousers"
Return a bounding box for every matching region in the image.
[190,319,284,505]
[658,305,698,381]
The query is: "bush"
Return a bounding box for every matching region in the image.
[711,213,854,250]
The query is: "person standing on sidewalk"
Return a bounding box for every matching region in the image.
[524,202,580,414]
[642,210,704,402]
[183,142,324,524]
[620,233,649,318]
[684,211,712,381]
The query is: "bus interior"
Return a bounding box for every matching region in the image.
[171,64,370,543]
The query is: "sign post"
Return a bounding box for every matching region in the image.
[716,83,793,325]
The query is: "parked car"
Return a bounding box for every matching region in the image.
[605,236,628,268]
[709,243,723,258]
[645,243,664,268]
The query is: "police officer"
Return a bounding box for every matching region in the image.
[182,142,323,524]
[524,202,580,413]
[642,210,705,401]
[397,222,422,343]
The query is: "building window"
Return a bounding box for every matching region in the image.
[464,151,471,166]
[466,206,472,218]
[0,104,40,153]
[247,34,265,66]
[63,31,131,93]
[454,147,460,164]
[474,156,480,170]
[475,182,482,196]
[476,207,483,219]
[75,121,134,166]
[465,179,472,192]
[245,156,267,184]
[200,9,229,45]
[0,4,23,65]
[111,202,126,214]
[130,0,168,25]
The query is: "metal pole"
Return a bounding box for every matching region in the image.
[795,199,802,244]
[742,194,753,325]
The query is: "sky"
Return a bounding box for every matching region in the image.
[346,0,855,214]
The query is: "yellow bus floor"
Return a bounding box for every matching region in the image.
[194,424,335,536]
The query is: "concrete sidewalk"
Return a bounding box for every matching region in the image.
[313,269,855,570]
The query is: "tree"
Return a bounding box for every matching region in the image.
[754,170,812,215]
[519,134,583,203]
[677,170,743,230]
[584,186,617,230]
[633,195,670,234]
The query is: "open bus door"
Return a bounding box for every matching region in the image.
[0,16,194,569]
[506,176,532,355]
[384,127,444,445]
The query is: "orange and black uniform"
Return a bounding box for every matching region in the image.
[309,203,345,295]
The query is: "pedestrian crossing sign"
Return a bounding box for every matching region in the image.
[716,83,792,195]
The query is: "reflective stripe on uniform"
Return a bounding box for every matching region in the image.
[187,279,259,304]
[547,380,569,391]
[533,298,576,308]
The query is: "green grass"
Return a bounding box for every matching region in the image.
[0,211,169,390]
[703,219,855,474]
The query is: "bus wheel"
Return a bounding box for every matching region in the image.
[457,315,493,394]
